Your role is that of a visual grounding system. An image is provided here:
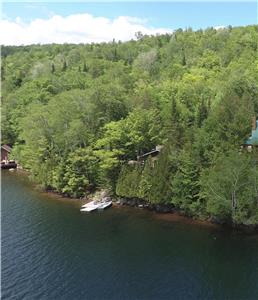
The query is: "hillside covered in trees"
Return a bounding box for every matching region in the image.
[2,25,258,226]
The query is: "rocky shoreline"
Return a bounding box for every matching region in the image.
[5,169,258,232]
[114,196,258,232]
[115,197,174,212]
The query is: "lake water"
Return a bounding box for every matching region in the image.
[2,171,258,299]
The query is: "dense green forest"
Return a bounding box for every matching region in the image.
[2,25,258,226]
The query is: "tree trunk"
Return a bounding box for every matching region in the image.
[231,190,237,210]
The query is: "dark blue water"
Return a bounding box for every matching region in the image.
[2,171,258,299]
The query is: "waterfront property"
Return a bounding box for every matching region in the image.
[138,145,163,162]
[1,144,17,169]
[2,172,258,300]
[242,117,258,151]
[1,144,12,161]
[1,161,17,169]
[127,145,164,166]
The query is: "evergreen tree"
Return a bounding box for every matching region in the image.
[83,62,88,72]
[2,25,258,225]
[51,63,55,74]
[62,60,67,71]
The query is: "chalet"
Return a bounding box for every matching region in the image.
[137,145,163,162]
[242,117,258,151]
[127,145,164,166]
[1,144,12,161]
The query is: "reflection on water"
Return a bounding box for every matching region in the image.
[2,171,258,299]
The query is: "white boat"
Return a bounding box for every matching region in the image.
[81,200,97,208]
[80,201,101,212]
[98,201,112,210]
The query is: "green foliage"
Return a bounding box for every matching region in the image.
[59,148,99,197]
[200,151,258,225]
[96,109,162,160]
[138,146,173,203]
[116,164,142,198]
[2,25,258,225]
[170,148,202,216]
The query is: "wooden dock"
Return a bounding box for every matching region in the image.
[1,160,17,169]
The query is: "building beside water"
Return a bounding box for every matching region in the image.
[242,117,258,151]
[1,144,12,161]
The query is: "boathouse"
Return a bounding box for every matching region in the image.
[242,117,258,151]
[1,144,12,161]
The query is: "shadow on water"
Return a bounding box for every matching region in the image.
[2,171,258,300]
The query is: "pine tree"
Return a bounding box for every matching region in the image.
[62,60,67,71]
[196,98,208,127]
[166,97,182,148]
[182,49,186,66]
[83,62,88,72]
[149,145,173,203]
[170,148,201,215]
[51,63,55,74]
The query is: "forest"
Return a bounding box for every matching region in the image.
[2,25,258,226]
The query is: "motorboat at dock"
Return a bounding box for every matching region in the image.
[80,198,112,212]
[97,200,112,210]
[80,200,101,212]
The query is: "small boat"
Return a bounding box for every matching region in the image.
[80,200,102,212]
[9,168,15,172]
[98,201,112,210]
[80,206,97,212]
[81,200,97,208]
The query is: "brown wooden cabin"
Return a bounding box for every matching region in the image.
[1,145,17,169]
[138,149,160,162]
[1,144,12,161]
[136,145,164,166]
[127,146,164,167]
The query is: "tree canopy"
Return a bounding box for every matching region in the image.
[2,25,258,226]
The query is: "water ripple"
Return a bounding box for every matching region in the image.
[2,172,258,300]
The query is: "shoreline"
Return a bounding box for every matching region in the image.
[113,198,258,233]
[6,168,258,233]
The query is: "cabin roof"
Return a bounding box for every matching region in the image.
[139,149,160,159]
[244,120,258,145]
[1,144,12,152]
